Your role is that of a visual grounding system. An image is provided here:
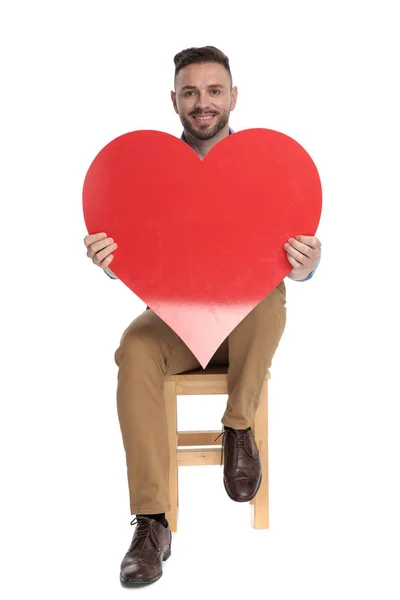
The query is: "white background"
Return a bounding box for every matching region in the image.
[1,0,399,598]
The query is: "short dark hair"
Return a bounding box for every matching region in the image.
[174,45,232,87]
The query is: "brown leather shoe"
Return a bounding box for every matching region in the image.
[215,426,262,502]
[120,516,172,586]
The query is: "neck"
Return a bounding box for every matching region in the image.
[183,123,230,159]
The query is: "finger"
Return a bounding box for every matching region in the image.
[287,254,301,268]
[84,232,107,248]
[296,235,321,249]
[287,238,312,258]
[93,241,118,265]
[99,254,114,269]
[87,237,115,260]
[284,243,307,265]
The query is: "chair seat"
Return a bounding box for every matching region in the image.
[166,365,270,394]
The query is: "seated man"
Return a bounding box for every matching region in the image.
[83,45,321,587]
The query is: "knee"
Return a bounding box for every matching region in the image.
[114,327,164,367]
[249,286,287,336]
[268,280,286,308]
[255,283,287,315]
[276,280,286,300]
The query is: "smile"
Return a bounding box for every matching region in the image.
[192,114,216,121]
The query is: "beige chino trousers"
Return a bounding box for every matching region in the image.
[114,281,287,515]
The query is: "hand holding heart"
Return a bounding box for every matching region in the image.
[84,232,117,269]
[284,235,322,272]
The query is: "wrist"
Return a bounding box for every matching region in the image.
[287,267,313,281]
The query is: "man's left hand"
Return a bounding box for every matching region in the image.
[284,235,322,272]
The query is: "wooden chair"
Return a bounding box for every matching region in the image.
[164,366,271,532]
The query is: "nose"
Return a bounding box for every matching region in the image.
[194,91,210,110]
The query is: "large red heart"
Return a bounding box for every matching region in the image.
[83,128,322,367]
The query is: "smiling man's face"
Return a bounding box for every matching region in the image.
[171,62,238,140]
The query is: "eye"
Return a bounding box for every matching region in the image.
[184,91,196,97]
[211,89,221,95]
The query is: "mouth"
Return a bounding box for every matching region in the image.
[191,113,217,125]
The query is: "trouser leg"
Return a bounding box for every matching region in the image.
[221,281,287,430]
[114,308,201,515]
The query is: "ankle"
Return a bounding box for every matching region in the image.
[224,425,251,432]
[136,513,168,528]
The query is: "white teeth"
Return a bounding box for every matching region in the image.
[194,115,214,120]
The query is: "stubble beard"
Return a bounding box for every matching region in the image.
[180,110,230,141]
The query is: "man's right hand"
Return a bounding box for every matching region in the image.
[84,232,118,270]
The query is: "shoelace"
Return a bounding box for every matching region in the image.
[129,516,162,558]
[214,428,250,466]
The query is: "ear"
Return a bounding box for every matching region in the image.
[171,90,179,114]
[230,86,238,111]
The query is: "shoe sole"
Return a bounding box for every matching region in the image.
[120,547,171,586]
[223,472,262,503]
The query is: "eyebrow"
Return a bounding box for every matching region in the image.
[180,84,225,90]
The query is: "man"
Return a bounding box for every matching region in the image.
[83,45,322,586]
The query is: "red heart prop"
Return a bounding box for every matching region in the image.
[83,129,322,367]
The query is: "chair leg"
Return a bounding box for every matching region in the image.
[164,380,178,532]
[176,464,179,507]
[252,379,269,529]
